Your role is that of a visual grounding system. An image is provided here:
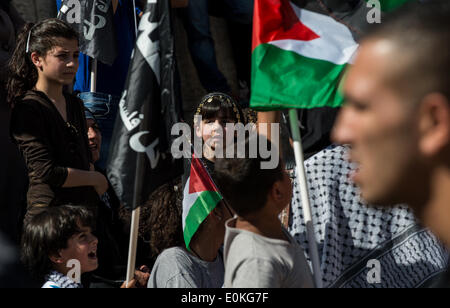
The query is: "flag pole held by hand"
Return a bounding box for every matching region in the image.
[125,150,145,285]
[125,207,140,285]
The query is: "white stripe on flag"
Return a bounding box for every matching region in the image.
[269,2,359,65]
[182,177,202,231]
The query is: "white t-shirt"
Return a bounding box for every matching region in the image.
[148,246,224,288]
[224,217,314,288]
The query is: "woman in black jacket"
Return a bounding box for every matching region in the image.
[7,18,108,209]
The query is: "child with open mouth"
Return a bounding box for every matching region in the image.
[21,204,137,288]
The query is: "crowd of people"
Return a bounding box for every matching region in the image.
[0,0,449,289]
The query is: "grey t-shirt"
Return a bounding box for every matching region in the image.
[147,246,224,288]
[224,217,314,288]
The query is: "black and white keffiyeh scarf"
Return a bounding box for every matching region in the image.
[288,145,449,288]
[44,271,83,288]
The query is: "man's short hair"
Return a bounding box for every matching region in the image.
[364,0,450,102]
[214,136,284,216]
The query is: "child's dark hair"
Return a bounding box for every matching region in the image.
[214,135,284,216]
[195,92,246,125]
[6,18,79,106]
[21,205,95,283]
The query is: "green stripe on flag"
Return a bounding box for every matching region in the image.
[250,43,345,111]
[183,191,223,250]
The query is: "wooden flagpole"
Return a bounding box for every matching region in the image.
[133,0,138,37]
[90,59,97,93]
[125,1,143,286]
[125,148,145,285]
[126,0,142,285]
[125,207,141,285]
[288,109,323,288]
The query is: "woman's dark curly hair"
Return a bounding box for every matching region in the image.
[119,178,184,266]
[145,178,184,260]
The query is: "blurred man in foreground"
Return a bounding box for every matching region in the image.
[332,0,450,269]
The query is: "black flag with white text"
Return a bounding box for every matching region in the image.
[58,0,118,65]
[107,0,183,210]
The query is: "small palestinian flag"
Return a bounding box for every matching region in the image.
[182,155,223,250]
[250,0,359,110]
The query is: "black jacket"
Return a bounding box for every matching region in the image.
[10,90,100,208]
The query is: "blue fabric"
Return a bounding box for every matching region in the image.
[180,0,253,93]
[220,0,254,24]
[79,92,120,170]
[181,0,230,93]
[56,0,136,95]
[84,108,95,121]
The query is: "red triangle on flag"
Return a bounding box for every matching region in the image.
[189,155,218,194]
[252,0,320,51]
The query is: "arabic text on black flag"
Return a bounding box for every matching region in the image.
[57,0,118,65]
[107,0,183,210]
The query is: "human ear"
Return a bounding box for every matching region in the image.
[49,252,64,264]
[270,181,286,204]
[418,93,450,157]
[30,52,43,69]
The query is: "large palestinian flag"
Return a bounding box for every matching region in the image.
[182,155,223,250]
[250,0,359,110]
[250,0,417,111]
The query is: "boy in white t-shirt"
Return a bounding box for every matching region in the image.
[214,135,314,288]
